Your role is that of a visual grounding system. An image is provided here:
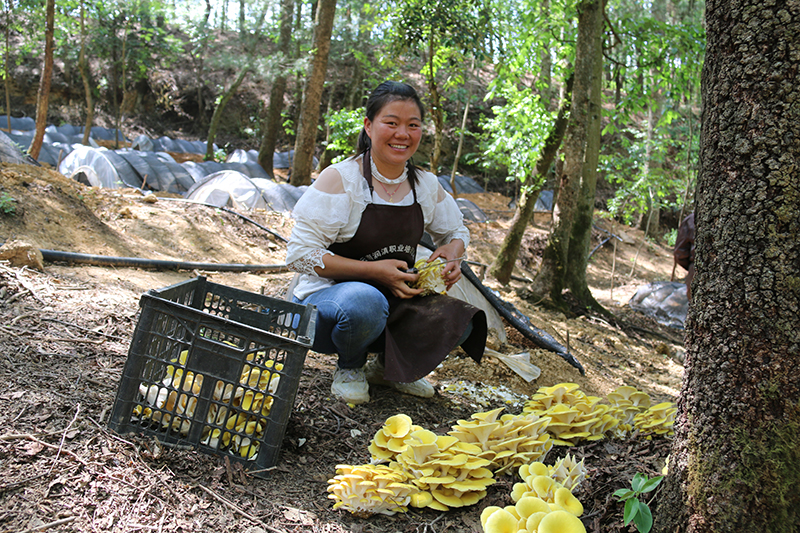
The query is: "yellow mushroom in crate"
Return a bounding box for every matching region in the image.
[327,464,419,517]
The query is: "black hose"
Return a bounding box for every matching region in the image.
[460,264,585,375]
[40,249,290,273]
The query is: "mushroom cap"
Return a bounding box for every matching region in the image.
[480,506,504,528]
[515,496,551,518]
[384,414,414,438]
[525,511,548,532]
[555,487,584,516]
[519,462,550,479]
[537,509,586,533]
[431,489,466,508]
[483,508,519,533]
[410,491,433,508]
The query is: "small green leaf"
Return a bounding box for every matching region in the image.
[633,502,654,533]
[623,497,640,525]
[640,475,664,493]
[613,488,635,500]
[631,472,648,492]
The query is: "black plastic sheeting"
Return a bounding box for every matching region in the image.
[438,174,486,195]
[628,281,688,329]
[227,148,319,170]
[131,135,212,154]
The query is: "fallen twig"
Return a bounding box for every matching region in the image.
[16,516,76,533]
[49,403,81,475]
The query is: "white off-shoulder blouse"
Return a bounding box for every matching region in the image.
[285,154,470,300]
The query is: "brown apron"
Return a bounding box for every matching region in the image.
[328,151,486,382]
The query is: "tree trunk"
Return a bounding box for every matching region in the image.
[257,0,294,177]
[527,0,598,308]
[29,0,55,161]
[79,0,94,146]
[654,1,800,531]
[290,0,337,186]
[426,36,444,175]
[565,0,605,315]
[206,66,251,160]
[4,5,12,132]
[489,73,573,286]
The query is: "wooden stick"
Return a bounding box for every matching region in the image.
[49,403,81,475]
[17,516,76,533]
[610,239,617,302]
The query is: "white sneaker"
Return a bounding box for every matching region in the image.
[392,378,435,398]
[331,367,369,405]
[364,358,435,398]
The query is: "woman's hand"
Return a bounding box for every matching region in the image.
[371,259,424,299]
[428,240,465,291]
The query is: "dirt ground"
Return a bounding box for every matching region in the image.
[0,162,686,533]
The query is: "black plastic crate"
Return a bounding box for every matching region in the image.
[108,276,316,476]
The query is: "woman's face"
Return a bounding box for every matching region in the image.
[364,99,423,173]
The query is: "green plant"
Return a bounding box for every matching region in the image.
[324,107,365,163]
[613,473,664,533]
[0,192,17,216]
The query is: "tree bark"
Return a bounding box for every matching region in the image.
[565,0,605,315]
[4,4,12,132]
[489,73,573,286]
[290,0,337,186]
[79,0,94,146]
[427,36,444,175]
[527,0,599,308]
[205,66,251,160]
[654,1,800,531]
[257,0,294,176]
[29,0,55,161]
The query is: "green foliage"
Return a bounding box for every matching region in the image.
[613,473,664,533]
[664,228,678,248]
[324,107,365,163]
[476,81,554,185]
[0,192,17,216]
[205,147,227,163]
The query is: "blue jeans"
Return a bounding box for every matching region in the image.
[296,281,475,371]
[296,282,389,370]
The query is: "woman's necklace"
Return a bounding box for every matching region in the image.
[369,154,408,203]
[377,180,401,203]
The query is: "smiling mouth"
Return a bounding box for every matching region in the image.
[389,144,408,149]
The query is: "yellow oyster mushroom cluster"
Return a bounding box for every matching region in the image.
[327,464,420,517]
[396,428,496,511]
[523,454,588,492]
[368,414,423,463]
[134,349,283,460]
[481,497,585,533]
[522,384,617,446]
[410,257,447,296]
[448,407,553,475]
[634,402,677,438]
[606,385,652,437]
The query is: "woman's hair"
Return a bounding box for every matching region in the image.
[356,81,425,184]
